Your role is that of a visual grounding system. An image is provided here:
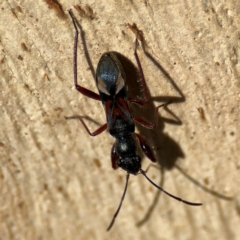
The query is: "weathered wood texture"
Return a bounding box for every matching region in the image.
[0,1,239,239]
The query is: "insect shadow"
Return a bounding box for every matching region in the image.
[129,35,233,226]
[68,16,232,228]
[118,42,186,227]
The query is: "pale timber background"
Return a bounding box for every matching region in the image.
[0,1,240,240]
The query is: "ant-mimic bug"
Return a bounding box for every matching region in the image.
[67,9,202,231]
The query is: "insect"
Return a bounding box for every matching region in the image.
[68,9,202,231]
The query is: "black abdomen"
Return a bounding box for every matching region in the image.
[109,117,135,139]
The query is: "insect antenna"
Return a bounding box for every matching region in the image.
[107,173,130,231]
[140,169,202,206]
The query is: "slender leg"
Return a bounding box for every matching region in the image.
[141,163,161,174]
[129,34,150,106]
[130,33,173,128]
[111,143,119,170]
[65,116,107,136]
[135,133,156,162]
[68,10,101,101]
[134,103,168,129]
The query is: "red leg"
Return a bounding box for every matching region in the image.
[75,85,101,101]
[111,143,119,170]
[129,34,150,106]
[135,133,156,162]
[69,10,101,101]
[134,103,167,129]
[65,116,107,136]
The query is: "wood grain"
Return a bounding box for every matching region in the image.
[0,1,239,239]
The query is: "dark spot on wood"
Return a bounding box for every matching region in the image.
[197,107,206,121]
[18,201,25,208]
[45,0,66,19]
[16,6,22,13]
[127,23,144,42]
[21,42,28,51]
[74,4,96,20]
[93,158,101,168]
[18,55,23,60]
[44,183,48,190]
[74,5,86,17]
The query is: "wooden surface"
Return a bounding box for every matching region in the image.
[0,1,240,239]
